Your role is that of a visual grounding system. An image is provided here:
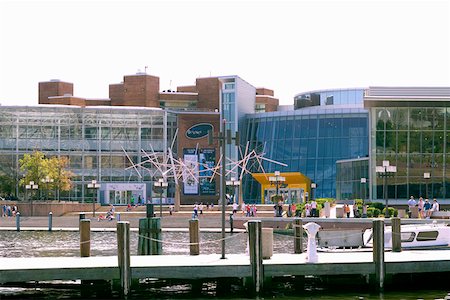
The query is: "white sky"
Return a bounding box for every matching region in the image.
[0,0,449,106]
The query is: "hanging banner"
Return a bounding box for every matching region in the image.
[183,148,199,195]
[199,148,216,195]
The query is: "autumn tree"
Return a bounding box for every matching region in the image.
[19,151,74,201]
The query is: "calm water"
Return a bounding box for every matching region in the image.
[0,231,449,299]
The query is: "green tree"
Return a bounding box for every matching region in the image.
[19,151,74,201]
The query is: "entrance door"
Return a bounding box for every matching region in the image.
[110,190,132,205]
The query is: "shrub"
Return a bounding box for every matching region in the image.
[370,202,385,211]
[367,207,381,218]
[382,207,398,217]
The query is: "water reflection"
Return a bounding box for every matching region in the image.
[0,231,294,257]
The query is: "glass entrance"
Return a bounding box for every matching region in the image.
[264,188,304,204]
[110,190,132,205]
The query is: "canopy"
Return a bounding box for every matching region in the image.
[251,172,312,203]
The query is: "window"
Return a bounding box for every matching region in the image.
[416,231,438,241]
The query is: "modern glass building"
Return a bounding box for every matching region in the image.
[294,88,364,109]
[336,157,369,201]
[0,105,177,204]
[365,87,450,203]
[242,102,369,202]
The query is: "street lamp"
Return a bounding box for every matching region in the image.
[154,178,168,217]
[41,175,54,200]
[360,177,367,205]
[423,172,430,198]
[376,160,397,217]
[269,171,286,199]
[87,180,100,217]
[226,177,240,204]
[25,181,38,216]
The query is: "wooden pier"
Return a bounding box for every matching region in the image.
[1,219,450,296]
[1,250,450,284]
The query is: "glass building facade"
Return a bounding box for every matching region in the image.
[365,87,450,204]
[370,106,450,201]
[336,157,369,201]
[294,88,364,109]
[0,106,177,203]
[242,105,369,202]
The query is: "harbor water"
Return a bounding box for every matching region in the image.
[0,231,449,299]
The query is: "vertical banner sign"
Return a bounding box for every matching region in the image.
[183,148,199,195]
[199,148,216,195]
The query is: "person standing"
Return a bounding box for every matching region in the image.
[311,200,317,217]
[407,196,416,218]
[193,203,198,219]
[344,204,351,218]
[423,199,431,219]
[418,197,425,218]
[232,202,238,214]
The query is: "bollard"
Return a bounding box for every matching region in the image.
[80,219,91,257]
[229,213,234,233]
[373,219,385,291]
[146,204,154,218]
[48,212,53,231]
[189,219,200,255]
[117,213,121,222]
[248,220,263,294]
[391,217,401,252]
[16,212,20,232]
[79,213,85,220]
[117,221,131,297]
[294,218,303,254]
[138,217,162,255]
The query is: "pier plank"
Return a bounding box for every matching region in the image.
[1,250,450,284]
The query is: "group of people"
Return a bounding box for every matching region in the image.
[2,204,18,217]
[408,196,440,219]
[240,203,257,217]
[98,204,115,221]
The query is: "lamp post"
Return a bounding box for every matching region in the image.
[360,177,367,205]
[311,182,317,200]
[208,119,239,259]
[87,180,100,217]
[26,181,38,216]
[226,177,240,204]
[269,171,286,199]
[376,160,397,217]
[41,175,54,200]
[423,172,430,198]
[154,178,168,217]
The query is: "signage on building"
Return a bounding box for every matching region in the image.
[182,148,216,195]
[183,148,199,195]
[185,123,213,139]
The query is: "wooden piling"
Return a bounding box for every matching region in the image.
[373,219,385,291]
[138,217,162,255]
[248,220,263,294]
[391,217,401,252]
[48,212,53,232]
[15,212,20,232]
[189,219,200,255]
[294,218,303,254]
[117,221,131,297]
[80,219,91,257]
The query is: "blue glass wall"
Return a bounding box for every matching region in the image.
[242,107,369,202]
[294,88,364,109]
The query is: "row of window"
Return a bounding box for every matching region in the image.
[246,116,368,141]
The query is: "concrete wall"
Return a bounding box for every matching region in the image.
[1,201,97,217]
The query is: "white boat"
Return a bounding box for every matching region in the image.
[363,222,450,249]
